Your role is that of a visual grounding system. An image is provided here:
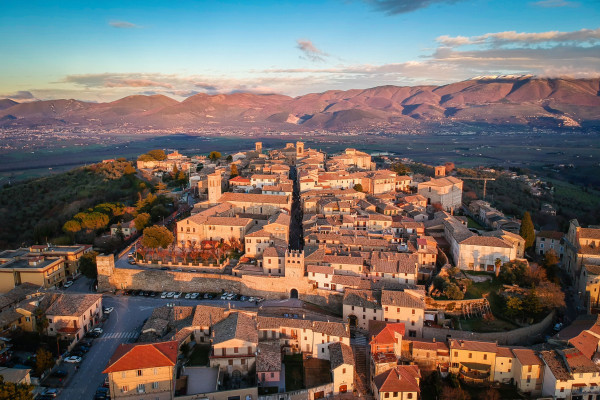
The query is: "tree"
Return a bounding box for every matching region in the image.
[520,211,535,250]
[505,296,523,319]
[480,388,500,400]
[33,308,48,335]
[543,249,561,284]
[35,348,54,376]
[353,183,363,192]
[536,281,566,309]
[115,224,125,242]
[155,181,168,195]
[441,386,470,400]
[79,251,98,279]
[230,164,238,178]
[141,226,174,254]
[134,213,151,231]
[147,149,167,161]
[390,162,411,176]
[226,155,233,162]
[123,163,136,175]
[444,162,455,173]
[0,376,34,400]
[444,283,464,300]
[62,220,81,235]
[208,151,221,162]
[499,260,529,285]
[523,288,543,315]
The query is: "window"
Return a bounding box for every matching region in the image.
[228,360,233,365]
[137,383,145,393]
[454,352,458,357]
[343,368,346,374]
[121,372,126,378]
[121,386,128,392]
[137,370,143,376]
[241,358,246,365]
[469,353,472,359]
[528,365,532,372]
[271,372,274,378]
[412,309,415,315]
[152,382,159,389]
[407,394,413,399]
[483,354,487,360]
[385,393,390,399]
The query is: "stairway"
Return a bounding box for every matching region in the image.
[352,343,372,398]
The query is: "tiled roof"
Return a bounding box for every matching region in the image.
[46,294,101,317]
[103,341,178,373]
[370,323,406,345]
[373,365,421,393]
[205,216,253,226]
[343,289,380,309]
[218,192,289,205]
[256,316,313,330]
[192,305,227,328]
[329,342,354,369]
[381,290,424,310]
[212,312,258,345]
[448,339,498,354]
[256,341,282,372]
[538,230,564,240]
[496,347,514,358]
[460,236,512,248]
[584,265,600,276]
[562,348,600,373]
[580,228,600,240]
[312,321,350,338]
[513,348,542,366]
[307,265,334,275]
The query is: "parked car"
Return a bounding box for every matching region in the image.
[160,292,168,299]
[220,293,228,300]
[91,327,103,334]
[63,281,73,288]
[42,388,59,397]
[160,267,169,271]
[103,307,114,314]
[174,292,182,299]
[51,370,68,378]
[166,292,175,298]
[73,345,89,353]
[184,293,191,299]
[64,356,82,363]
[190,293,199,299]
[149,291,157,297]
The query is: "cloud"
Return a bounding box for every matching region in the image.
[531,0,579,7]
[194,82,218,92]
[296,39,329,62]
[365,0,464,14]
[63,73,174,88]
[105,79,173,88]
[437,27,600,47]
[109,20,141,29]
[0,90,35,101]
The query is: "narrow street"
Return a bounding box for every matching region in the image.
[289,165,303,251]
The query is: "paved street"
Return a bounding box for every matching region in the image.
[56,292,253,400]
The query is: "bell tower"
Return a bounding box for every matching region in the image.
[208,172,222,204]
[296,141,304,158]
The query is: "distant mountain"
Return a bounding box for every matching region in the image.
[1,77,599,131]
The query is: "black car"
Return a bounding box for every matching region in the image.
[51,369,68,378]
[149,291,157,297]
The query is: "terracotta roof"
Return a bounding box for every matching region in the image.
[562,348,600,373]
[497,347,514,358]
[103,341,178,373]
[218,192,289,205]
[312,321,350,338]
[256,341,281,373]
[580,228,600,240]
[256,316,313,330]
[381,290,424,310]
[513,348,542,366]
[460,236,512,248]
[373,365,421,393]
[585,265,600,276]
[46,294,101,317]
[212,312,258,344]
[370,323,406,345]
[192,305,227,328]
[329,342,354,369]
[538,230,564,240]
[205,216,253,226]
[343,289,380,309]
[229,176,250,183]
[307,265,334,275]
[448,339,498,354]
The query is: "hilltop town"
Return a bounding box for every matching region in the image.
[1,141,600,400]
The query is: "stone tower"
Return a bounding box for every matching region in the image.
[284,249,305,279]
[435,165,446,177]
[207,172,222,205]
[296,141,304,158]
[96,254,115,292]
[255,142,263,153]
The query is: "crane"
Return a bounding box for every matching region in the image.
[457,177,496,200]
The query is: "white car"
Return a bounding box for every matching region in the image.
[64,356,82,363]
[184,293,191,299]
[190,293,199,299]
[91,327,103,334]
[166,292,175,298]
[63,281,73,288]
[226,294,235,300]
[160,292,168,299]
[248,297,256,302]
[174,292,182,299]
[220,293,228,300]
[103,307,114,314]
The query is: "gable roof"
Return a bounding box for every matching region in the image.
[373,365,421,393]
[329,342,354,369]
[370,323,406,345]
[212,312,258,344]
[103,341,178,373]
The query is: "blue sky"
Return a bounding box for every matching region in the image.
[1,0,599,101]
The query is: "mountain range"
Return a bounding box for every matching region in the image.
[1,76,599,132]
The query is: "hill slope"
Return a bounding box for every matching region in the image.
[1,77,599,131]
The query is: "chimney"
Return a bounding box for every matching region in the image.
[432,338,436,343]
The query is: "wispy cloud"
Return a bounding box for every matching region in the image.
[437,27,600,47]
[0,90,35,101]
[365,0,464,15]
[296,39,329,62]
[109,20,141,29]
[531,0,579,7]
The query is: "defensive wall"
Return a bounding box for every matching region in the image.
[96,255,343,312]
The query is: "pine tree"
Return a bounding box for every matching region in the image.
[520,211,535,250]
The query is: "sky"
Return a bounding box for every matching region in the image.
[1,0,599,102]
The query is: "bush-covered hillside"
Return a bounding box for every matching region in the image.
[0,160,145,249]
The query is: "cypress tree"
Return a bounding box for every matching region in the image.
[520,211,535,250]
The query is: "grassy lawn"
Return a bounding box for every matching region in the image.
[188,344,211,366]
[284,354,304,392]
[459,317,519,333]
[466,216,485,230]
[464,278,503,300]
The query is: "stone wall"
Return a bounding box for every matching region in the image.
[102,263,343,313]
[259,383,334,400]
[422,310,555,345]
